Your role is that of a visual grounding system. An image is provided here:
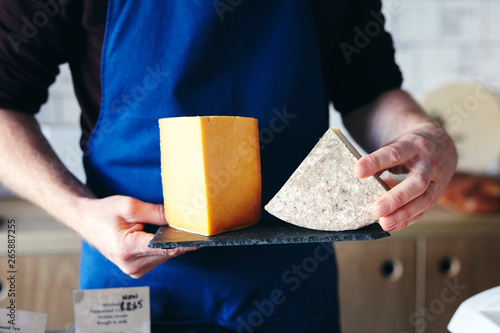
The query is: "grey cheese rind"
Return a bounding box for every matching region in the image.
[265,127,388,231]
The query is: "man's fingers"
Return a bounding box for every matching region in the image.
[145,246,200,257]
[126,230,198,257]
[374,171,434,217]
[120,231,199,278]
[379,188,434,231]
[378,181,437,232]
[118,196,167,225]
[388,165,409,175]
[381,211,426,233]
[355,141,416,178]
[126,246,200,279]
[125,254,171,279]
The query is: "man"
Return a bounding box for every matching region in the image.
[0,0,456,331]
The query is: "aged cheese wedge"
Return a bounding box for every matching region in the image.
[159,116,261,236]
[265,127,388,231]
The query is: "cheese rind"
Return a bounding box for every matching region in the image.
[264,127,388,231]
[159,116,261,236]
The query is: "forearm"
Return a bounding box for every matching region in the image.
[0,108,94,232]
[0,108,196,276]
[343,89,435,152]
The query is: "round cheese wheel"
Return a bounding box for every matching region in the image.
[421,83,500,173]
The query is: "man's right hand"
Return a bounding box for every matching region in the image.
[0,109,196,279]
[76,195,199,278]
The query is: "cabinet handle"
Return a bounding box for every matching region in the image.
[438,256,460,277]
[380,259,403,281]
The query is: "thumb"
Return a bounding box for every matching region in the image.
[129,229,198,257]
[120,197,168,226]
[127,229,167,256]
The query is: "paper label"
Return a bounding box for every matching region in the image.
[0,309,47,333]
[73,286,150,333]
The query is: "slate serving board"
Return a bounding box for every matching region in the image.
[149,219,389,249]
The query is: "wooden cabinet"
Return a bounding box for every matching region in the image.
[422,237,500,333]
[0,199,81,330]
[0,254,80,330]
[336,241,416,333]
[335,211,500,333]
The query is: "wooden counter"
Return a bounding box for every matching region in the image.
[0,198,81,255]
[335,208,500,333]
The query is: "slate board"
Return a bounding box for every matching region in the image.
[149,219,390,249]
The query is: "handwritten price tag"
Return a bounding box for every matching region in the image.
[73,286,150,333]
[0,309,46,333]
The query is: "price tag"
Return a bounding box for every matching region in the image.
[73,286,150,333]
[0,309,47,333]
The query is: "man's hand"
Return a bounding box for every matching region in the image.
[77,195,198,279]
[355,122,456,231]
[0,109,196,279]
[343,89,457,232]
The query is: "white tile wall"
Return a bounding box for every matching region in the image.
[37,64,80,125]
[35,64,86,184]
[383,0,500,98]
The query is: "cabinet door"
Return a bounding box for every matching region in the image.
[0,254,80,330]
[335,240,416,333]
[423,236,500,333]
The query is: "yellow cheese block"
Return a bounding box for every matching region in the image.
[159,116,261,236]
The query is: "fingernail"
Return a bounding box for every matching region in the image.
[376,202,390,216]
[354,161,366,178]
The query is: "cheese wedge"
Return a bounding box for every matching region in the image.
[159,116,261,236]
[265,127,388,231]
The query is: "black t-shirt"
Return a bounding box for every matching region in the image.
[0,0,402,148]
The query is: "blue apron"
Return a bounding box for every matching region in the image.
[81,1,339,331]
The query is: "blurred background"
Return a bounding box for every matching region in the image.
[1,0,500,332]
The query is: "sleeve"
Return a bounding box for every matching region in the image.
[325,0,403,114]
[0,1,76,113]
